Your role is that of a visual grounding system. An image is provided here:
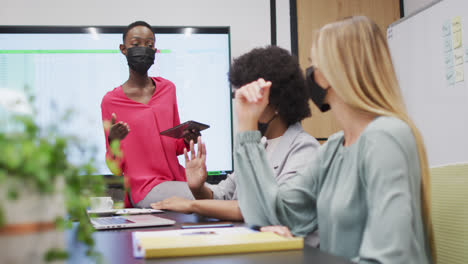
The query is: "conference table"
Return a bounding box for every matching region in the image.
[67,211,352,264]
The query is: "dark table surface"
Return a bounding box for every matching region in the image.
[67,211,352,264]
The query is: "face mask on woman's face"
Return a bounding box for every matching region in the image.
[257,112,277,136]
[126,46,155,74]
[305,66,330,112]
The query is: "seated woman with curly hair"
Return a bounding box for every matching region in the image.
[151,46,320,227]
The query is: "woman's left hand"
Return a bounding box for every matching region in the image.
[260,225,293,238]
[235,78,272,132]
[183,129,201,144]
[151,196,194,214]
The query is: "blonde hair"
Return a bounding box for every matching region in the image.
[312,16,434,257]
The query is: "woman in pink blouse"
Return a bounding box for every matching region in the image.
[101,21,197,208]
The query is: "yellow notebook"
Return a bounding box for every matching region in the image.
[132,227,304,258]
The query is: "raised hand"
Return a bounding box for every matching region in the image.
[184,136,207,195]
[234,78,272,132]
[108,113,130,144]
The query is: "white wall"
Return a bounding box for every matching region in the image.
[404,0,440,16]
[276,0,292,52]
[0,0,292,59]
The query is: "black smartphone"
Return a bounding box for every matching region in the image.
[160,120,209,139]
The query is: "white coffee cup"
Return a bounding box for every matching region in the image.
[89,197,114,211]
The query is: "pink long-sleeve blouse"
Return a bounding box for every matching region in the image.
[101,77,187,207]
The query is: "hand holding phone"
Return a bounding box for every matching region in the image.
[160,120,209,140]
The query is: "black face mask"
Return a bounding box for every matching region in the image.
[258,113,277,136]
[305,66,330,112]
[126,46,155,74]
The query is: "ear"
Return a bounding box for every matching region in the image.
[119,44,127,56]
[314,69,331,90]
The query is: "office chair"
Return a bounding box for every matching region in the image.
[430,163,468,264]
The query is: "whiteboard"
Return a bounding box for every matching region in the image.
[387,0,468,167]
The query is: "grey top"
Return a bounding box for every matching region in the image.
[235,116,432,264]
[207,122,320,200]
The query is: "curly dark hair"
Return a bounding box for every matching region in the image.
[123,21,154,43]
[229,46,311,125]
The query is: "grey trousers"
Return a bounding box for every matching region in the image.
[130,181,195,208]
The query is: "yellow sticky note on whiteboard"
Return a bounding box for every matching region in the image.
[455,65,464,82]
[452,16,461,32]
[453,31,462,49]
[454,47,464,65]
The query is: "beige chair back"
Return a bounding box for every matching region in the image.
[430,163,468,264]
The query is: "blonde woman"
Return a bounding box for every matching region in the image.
[233,16,433,263]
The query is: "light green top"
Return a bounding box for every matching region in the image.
[235,116,432,264]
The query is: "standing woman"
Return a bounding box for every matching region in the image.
[234,16,433,263]
[101,21,196,208]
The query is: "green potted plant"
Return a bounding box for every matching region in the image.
[0,90,107,263]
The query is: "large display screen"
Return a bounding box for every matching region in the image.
[0,26,232,175]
